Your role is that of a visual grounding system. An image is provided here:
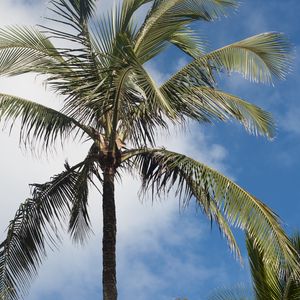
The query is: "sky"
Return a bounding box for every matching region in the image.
[0,0,300,300]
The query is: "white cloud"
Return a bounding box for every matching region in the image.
[0,1,46,26]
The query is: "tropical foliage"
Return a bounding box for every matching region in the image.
[0,0,298,299]
[208,233,300,300]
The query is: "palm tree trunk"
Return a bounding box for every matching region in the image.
[102,167,117,300]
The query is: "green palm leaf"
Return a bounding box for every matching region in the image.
[246,235,282,300]
[170,87,275,138]
[169,26,206,58]
[0,26,63,76]
[134,0,237,62]
[207,32,292,82]
[68,158,99,245]
[0,94,90,150]
[120,0,153,34]
[163,32,292,89]
[47,0,96,32]
[209,233,300,300]
[281,233,300,300]
[204,196,242,261]
[100,58,176,147]
[131,148,299,273]
[0,161,87,300]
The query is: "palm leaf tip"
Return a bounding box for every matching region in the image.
[257,32,293,80]
[67,161,95,245]
[205,32,292,84]
[191,88,276,139]
[133,149,300,273]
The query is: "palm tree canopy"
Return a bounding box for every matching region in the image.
[0,0,298,299]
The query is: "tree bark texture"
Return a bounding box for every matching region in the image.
[102,168,117,300]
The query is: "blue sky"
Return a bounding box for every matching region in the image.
[0,0,300,299]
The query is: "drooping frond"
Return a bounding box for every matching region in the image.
[131,148,300,274]
[246,232,300,300]
[68,153,100,244]
[0,26,63,76]
[163,86,276,138]
[193,88,275,138]
[206,198,242,261]
[0,94,91,150]
[0,161,87,300]
[134,0,238,62]
[164,32,292,89]
[281,233,300,300]
[246,234,282,300]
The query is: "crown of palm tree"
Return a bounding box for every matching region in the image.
[0,0,298,299]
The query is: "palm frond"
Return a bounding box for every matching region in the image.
[0,25,104,108]
[57,6,136,130]
[0,94,91,151]
[40,0,98,81]
[134,0,237,62]
[195,88,275,138]
[283,277,300,300]
[290,232,300,254]
[207,32,292,83]
[120,0,153,34]
[166,87,275,138]
[130,62,177,118]
[126,147,241,258]
[246,234,282,300]
[169,26,206,58]
[103,58,176,147]
[68,158,100,244]
[164,32,292,88]
[131,148,300,274]
[0,26,63,76]
[47,0,96,33]
[0,161,86,300]
[67,0,96,22]
[210,202,242,261]
[282,232,300,300]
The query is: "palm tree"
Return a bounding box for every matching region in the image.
[208,233,300,300]
[0,0,298,299]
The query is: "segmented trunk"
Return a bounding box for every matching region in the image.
[102,168,117,300]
